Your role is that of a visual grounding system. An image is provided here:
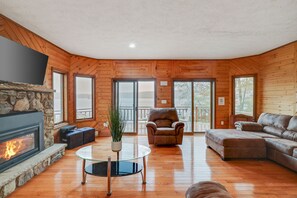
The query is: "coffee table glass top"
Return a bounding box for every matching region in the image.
[76,143,151,162]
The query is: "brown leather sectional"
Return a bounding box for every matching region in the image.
[206,113,297,172]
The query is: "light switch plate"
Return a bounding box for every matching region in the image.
[218,97,225,105]
[161,100,167,104]
[160,81,168,86]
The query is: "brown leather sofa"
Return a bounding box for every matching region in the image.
[146,108,184,145]
[229,114,255,128]
[206,113,297,172]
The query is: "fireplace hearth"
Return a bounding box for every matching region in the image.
[0,111,44,173]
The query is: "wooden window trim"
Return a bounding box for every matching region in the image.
[52,68,68,125]
[232,74,257,118]
[172,78,216,133]
[74,74,96,122]
[112,78,157,108]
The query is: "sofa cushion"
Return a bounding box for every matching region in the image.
[274,114,292,129]
[293,148,297,158]
[235,121,263,132]
[282,130,297,142]
[287,116,297,131]
[148,108,179,122]
[265,138,297,156]
[206,129,264,147]
[257,113,292,128]
[155,119,172,127]
[246,132,278,138]
[258,113,277,126]
[155,128,176,135]
[263,126,284,137]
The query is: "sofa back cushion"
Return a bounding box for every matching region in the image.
[148,108,179,122]
[282,116,297,142]
[274,115,292,129]
[287,116,297,131]
[155,119,172,128]
[258,113,292,137]
[258,113,276,126]
[258,113,292,128]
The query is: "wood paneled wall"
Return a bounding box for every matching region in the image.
[229,56,262,119]
[0,15,71,142]
[258,43,297,115]
[69,58,231,131]
[1,15,297,135]
[0,15,71,88]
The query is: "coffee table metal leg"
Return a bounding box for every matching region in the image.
[81,159,87,184]
[107,156,112,196]
[142,156,146,184]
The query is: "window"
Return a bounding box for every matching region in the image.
[53,72,66,124]
[233,76,256,116]
[75,75,95,120]
[173,80,215,133]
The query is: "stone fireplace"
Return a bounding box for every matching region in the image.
[0,82,55,148]
[0,82,66,197]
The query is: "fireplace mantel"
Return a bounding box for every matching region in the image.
[0,81,53,93]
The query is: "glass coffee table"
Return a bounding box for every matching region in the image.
[76,143,151,196]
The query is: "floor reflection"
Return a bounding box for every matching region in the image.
[9,134,297,198]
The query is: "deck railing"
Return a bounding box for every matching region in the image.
[55,108,93,121]
[55,106,210,122]
[54,106,211,132]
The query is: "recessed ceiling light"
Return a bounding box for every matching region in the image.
[129,43,136,48]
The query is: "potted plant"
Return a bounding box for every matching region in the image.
[108,107,126,152]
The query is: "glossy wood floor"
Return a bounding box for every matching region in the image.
[9,134,297,198]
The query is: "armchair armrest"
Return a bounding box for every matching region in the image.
[235,121,263,132]
[146,121,157,130]
[172,121,185,129]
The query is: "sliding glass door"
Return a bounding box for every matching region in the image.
[174,80,214,133]
[193,82,212,132]
[115,81,137,133]
[113,80,155,134]
[174,82,192,132]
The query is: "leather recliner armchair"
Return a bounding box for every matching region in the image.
[146,108,184,145]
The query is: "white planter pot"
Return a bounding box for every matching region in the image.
[111,141,122,152]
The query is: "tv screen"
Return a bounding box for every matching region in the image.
[0,36,48,85]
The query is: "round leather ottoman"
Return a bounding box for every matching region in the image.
[185,181,232,198]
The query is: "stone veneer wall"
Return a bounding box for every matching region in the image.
[0,82,54,148]
[0,144,66,198]
[0,82,66,198]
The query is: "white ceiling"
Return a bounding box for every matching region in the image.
[1,0,297,59]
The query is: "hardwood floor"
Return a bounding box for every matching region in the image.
[9,134,297,198]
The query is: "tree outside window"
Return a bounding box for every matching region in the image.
[234,76,255,116]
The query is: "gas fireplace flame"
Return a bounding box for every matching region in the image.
[1,140,23,160]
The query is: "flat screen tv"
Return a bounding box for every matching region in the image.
[0,36,48,85]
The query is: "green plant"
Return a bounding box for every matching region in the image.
[108,107,126,142]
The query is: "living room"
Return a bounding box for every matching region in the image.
[0,1,297,197]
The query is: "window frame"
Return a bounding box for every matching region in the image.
[74,74,96,122]
[232,74,257,118]
[172,78,216,133]
[52,69,68,125]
